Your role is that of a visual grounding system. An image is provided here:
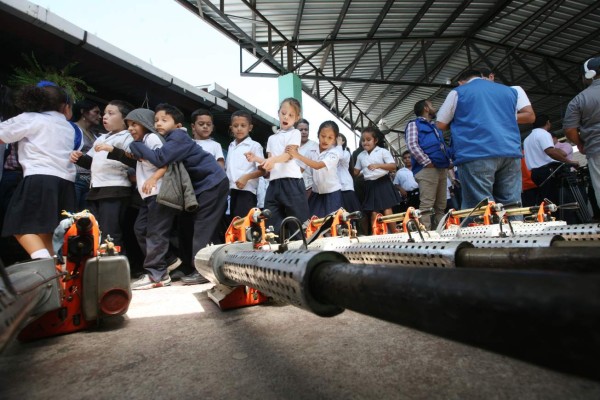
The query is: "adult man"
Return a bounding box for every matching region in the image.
[563,56,600,209]
[480,68,535,125]
[296,118,318,198]
[523,114,578,205]
[405,100,451,228]
[393,150,420,213]
[436,70,535,209]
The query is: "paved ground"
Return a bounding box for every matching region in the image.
[1,281,599,400]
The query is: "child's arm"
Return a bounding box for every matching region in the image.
[70,151,93,169]
[129,130,187,167]
[367,162,396,172]
[245,151,266,165]
[142,166,168,194]
[286,146,326,170]
[353,167,362,177]
[235,169,265,189]
[106,146,138,168]
[217,158,225,169]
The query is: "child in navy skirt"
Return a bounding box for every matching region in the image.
[353,127,401,233]
[246,98,309,236]
[288,120,342,218]
[0,82,78,259]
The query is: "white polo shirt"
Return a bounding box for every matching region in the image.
[87,130,134,187]
[309,146,341,194]
[266,128,303,180]
[0,111,77,181]
[226,136,264,194]
[298,139,319,190]
[523,128,556,169]
[393,167,419,192]
[336,146,355,191]
[355,146,395,180]
[195,138,224,161]
[136,133,163,199]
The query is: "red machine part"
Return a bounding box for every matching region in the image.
[305,208,354,239]
[17,213,134,341]
[221,208,271,309]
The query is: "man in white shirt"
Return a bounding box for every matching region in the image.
[523,114,578,206]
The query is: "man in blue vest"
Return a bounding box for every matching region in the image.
[436,70,525,209]
[405,100,451,229]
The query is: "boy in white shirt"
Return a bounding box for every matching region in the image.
[191,108,225,168]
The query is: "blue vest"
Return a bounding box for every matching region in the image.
[408,118,451,175]
[450,79,521,165]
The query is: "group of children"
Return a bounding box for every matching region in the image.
[0,82,404,290]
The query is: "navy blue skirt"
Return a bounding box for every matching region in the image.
[341,190,362,213]
[308,190,343,218]
[362,175,401,212]
[2,175,75,236]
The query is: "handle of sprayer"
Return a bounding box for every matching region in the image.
[343,211,363,221]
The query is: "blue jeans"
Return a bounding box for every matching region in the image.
[458,157,522,209]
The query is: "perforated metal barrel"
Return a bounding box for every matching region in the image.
[515,223,600,241]
[219,249,348,316]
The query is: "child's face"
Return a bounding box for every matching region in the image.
[127,120,146,141]
[278,102,299,131]
[192,115,214,140]
[154,110,180,135]
[318,127,337,151]
[103,104,125,132]
[361,132,377,152]
[230,116,252,144]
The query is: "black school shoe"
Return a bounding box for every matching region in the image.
[181,271,210,285]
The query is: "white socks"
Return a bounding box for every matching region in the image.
[31,249,52,259]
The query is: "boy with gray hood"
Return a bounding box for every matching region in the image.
[104,108,179,289]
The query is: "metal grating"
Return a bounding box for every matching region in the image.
[176,0,600,157]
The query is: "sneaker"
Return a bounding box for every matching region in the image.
[167,257,182,272]
[131,273,171,290]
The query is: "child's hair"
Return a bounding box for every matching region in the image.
[279,97,302,116]
[296,118,309,127]
[71,99,99,122]
[318,120,339,138]
[155,103,185,125]
[16,82,71,113]
[362,126,386,148]
[401,150,411,157]
[108,100,134,120]
[231,110,253,125]
[191,108,213,123]
[339,133,348,150]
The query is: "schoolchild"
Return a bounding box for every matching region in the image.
[101,108,179,289]
[191,108,225,168]
[296,118,318,198]
[245,97,309,235]
[288,120,342,217]
[0,81,79,259]
[225,110,264,219]
[336,133,362,214]
[128,103,229,284]
[353,127,401,232]
[70,100,134,250]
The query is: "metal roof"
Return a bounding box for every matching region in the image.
[176,0,600,156]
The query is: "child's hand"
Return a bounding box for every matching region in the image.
[95,143,114,153]
[70,150,82,163]
[285,145,299,158]
[142,177,157,194]
[245,152,256,162]
[261,158,275,171]
[367,164,379,171]
[235,176,248,189]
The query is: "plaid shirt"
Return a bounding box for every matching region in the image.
[405,117,432,167]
